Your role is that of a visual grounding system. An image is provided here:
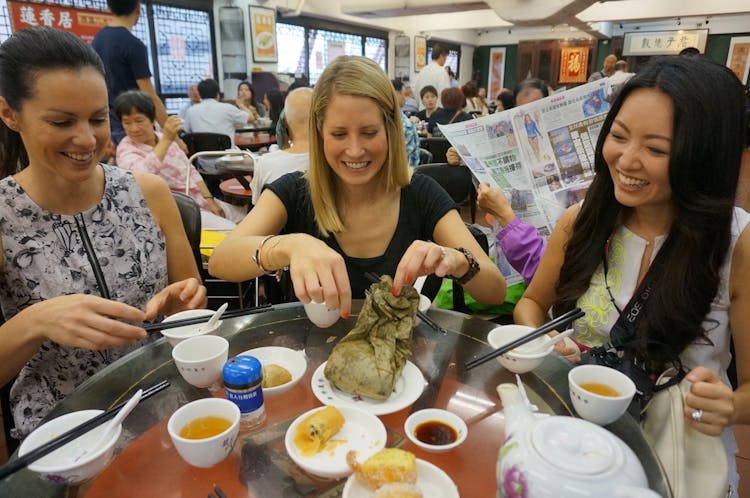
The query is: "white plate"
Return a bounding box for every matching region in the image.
[342,458,459,498]
[240,346,307,396]
[312,361,426,416]
[284,405,386,479]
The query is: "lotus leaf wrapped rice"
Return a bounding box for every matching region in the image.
[324,276,419,400]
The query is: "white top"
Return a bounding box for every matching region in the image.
[413,61,450,109]
[183,98,249,144]
[249,150,310,205]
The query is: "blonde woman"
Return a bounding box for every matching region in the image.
[209,56,506,317]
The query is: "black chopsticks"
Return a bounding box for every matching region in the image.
[364,272,446,334]
[464,307,585,371]
[0,380,170,480]
[144,304,273,332]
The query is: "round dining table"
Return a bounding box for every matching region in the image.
[0,303,672,498]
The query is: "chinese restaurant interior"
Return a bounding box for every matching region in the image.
[0,0,750,497]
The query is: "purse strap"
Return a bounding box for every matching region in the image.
[447,110,462,124]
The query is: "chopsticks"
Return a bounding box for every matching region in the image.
[364,272,446,334]
[144,304,273,332]
[0,380,170,480]
[464,307,585,371]
[209,485,229,498]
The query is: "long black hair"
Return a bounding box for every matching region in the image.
[0,27,105,178]
[553,56,746,370]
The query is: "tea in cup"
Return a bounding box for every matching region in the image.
[568,364,635,425]
[167,398,240,467]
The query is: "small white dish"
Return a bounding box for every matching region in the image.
[342,458,459,498]
[487,325,553,373]
[161,309,221,347]
[240,346,307,396]
[284,405,386,479]
[311,361,426,416]
[404,408,468,453]
[19,409,121,485]
[303,301,340,328]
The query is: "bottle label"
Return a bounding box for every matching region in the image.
[226,385,264,413]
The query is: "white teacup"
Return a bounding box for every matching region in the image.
[172,335,229,389]
[568,364,636,425]
[303,301,340,328]
[167,398,240,468]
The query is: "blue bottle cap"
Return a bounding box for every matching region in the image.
[222,355,262,389]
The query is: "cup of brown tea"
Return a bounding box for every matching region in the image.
[167,398,240,467]
[568,364,636,425]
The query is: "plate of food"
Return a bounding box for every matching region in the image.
[284,405,386,479]
[343,448,459,498]
[311,361,426,416]
[240,346,307,396]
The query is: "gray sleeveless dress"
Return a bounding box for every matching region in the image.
[0,165,168,438]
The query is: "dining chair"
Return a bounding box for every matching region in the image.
[413,162,476,223]
[171,192,202,272]
[181,132,233,199]
[419,137,452,163]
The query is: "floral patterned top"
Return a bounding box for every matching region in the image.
[0,165,168,438]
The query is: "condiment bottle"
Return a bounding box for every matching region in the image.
[223,355,266,431]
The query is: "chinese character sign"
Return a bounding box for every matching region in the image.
[487,47,506,99]
[623,29,708,56]
[559,46,589,84]
[726,36,750,85]
[8,1,111,44]
[249,6,277,63]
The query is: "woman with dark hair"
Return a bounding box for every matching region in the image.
[461,80,488,115]
[514,56,750,494]
[0,27,206,438]
[427,87,473,137]
[114,90,237,228]
[263,90,285,131]
[236,81,262,122]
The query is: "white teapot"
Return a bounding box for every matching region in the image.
[496,383,662,498]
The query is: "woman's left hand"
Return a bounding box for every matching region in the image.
[684,366,735,436]
[144,277,207,320]
[392,241,465,295]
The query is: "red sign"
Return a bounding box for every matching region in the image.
[559,46,589,84]
[8,1,112,44]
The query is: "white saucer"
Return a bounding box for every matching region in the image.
[342,458,459,498]
[311,361,426,416]
[240,346,307,396]
[284,405,386,479]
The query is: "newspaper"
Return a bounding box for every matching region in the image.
[437,79,610,285]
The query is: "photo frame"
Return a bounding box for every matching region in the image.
[559,46,589,84]
[487,47,506,100]
[249,6,277,63]
[394,35,410,80]
[727,36,750,85]
[414,35,426,72]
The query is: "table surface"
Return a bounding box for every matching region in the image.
[0,303,672,498]
[235,134,277,151]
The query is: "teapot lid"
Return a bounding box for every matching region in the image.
[531,417,625,475]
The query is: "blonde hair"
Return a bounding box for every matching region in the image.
[307,56,411,236]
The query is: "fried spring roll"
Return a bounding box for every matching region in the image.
[294,406,345,456]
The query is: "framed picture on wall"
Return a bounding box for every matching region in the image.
[727,36,750,85]
[414,36,427,72]
[559,46,589,84]
[249,6,278,63]
[488,47,506,100]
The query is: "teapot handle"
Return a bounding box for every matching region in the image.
[613,486,663,498]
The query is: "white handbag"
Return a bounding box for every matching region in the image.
[640,370,729,498]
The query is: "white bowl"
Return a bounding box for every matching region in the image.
[568,364,636,425]
[167,398,240,468]
[487,325,553,373]
[172,335,229,389]
[418,294,431,313]
[404,408,467,453]
[19,409,122,485]
[303,301,340,328]
[161,309,221,347]
[240,346,307,396]
[284,405,386,479]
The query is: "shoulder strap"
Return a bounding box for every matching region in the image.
[448,110,462,124]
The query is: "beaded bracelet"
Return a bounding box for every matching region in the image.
[449,247,480,285]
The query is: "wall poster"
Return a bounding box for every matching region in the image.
[414,35,426,72]
[249,6,277,63]
[727,36,750,85]
[488,47,506,100]
[559,46,589,84]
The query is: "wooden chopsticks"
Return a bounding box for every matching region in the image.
[364,272,446,334]
[0,380,170,480]
[464,307,585,371]
[143,304,273,333]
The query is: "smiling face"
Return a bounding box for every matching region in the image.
[1,67,109,183]
[321,92,388,188]
[603,88,673,212]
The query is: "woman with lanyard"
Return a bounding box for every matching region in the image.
[513,56,750,495]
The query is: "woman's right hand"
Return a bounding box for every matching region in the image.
[28,294,147,350]
[284,234,352,318]
[162,115,183,142]
[477,183,516,227]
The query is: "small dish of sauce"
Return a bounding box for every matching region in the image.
[414,420,458,446]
